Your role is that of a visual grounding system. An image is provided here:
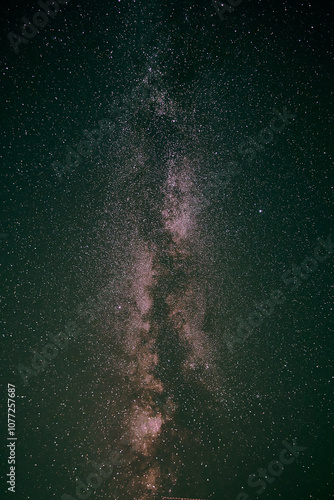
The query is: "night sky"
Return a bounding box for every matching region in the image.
[1,1,333,499]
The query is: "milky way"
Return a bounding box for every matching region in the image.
[87,60,230,498]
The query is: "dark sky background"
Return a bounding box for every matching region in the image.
[1,1,333,499]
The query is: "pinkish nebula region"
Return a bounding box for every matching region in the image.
[89,78,227,500]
